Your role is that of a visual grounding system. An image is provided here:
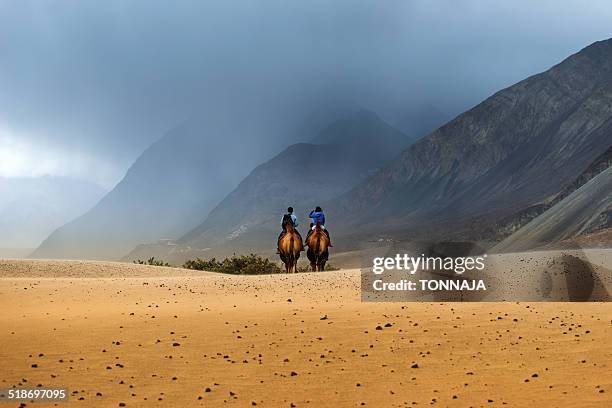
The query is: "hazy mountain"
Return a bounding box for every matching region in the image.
[0,176,105,253]
[310,109,407,149]
[394,105,449,140]
[30,117,273,261]
[185,110,411,244]
[125,110,412,261]
[493,165,612,252]
[327,39,612,247]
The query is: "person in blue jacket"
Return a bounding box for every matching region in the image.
[308,206,332,245]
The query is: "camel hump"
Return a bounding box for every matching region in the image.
[307,229,329,249]
[280,230,303,253]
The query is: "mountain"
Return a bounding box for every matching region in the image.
[493,165,612,252]
[179,110,411,253]
[310,109,407,150]
[125,110,412,261]
[0,176,105,253]
[394,105,449,140]
[488,145,612,241]
[30,117,271,261]
[327,39,612,246]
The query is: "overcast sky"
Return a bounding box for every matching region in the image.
[1,0,611,188]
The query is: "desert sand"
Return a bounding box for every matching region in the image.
[1,258,611,407]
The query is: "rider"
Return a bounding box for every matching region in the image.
[308,206,332,246]
[277,206,298,253]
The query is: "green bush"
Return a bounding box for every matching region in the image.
[133,257,171,267]
[183,253,282,275]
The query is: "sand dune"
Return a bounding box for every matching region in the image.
[0,259,211,278]
[1,259,611,407]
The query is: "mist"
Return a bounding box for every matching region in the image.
[1,0,612,188]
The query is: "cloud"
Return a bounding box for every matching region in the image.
[0,124,117,188]
[0,0,611,185]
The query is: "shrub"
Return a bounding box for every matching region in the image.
[182,257,220,271]
[183,254,282,275]
[133,257,170,267]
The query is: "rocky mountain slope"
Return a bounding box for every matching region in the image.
[328,39,612,247]
[488,145,612,241]
[493,165,612,252]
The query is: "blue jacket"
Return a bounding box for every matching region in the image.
[309,211,325,226]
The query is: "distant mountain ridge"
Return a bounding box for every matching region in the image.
[310,109,406,147]
[0,176,105,251]
[326,39,612,247]
[126,110,413,261]
[180,110,411,247]
[30,117,267,260]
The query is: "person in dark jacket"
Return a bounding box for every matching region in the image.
[277,207,298,253]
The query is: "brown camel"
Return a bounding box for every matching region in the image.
[278,221,304,273]
[305,221,330,271]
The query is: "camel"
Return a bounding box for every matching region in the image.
[278,221,304,273]
[305,221,330,271]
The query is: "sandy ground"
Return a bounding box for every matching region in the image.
[0,259,611,407]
